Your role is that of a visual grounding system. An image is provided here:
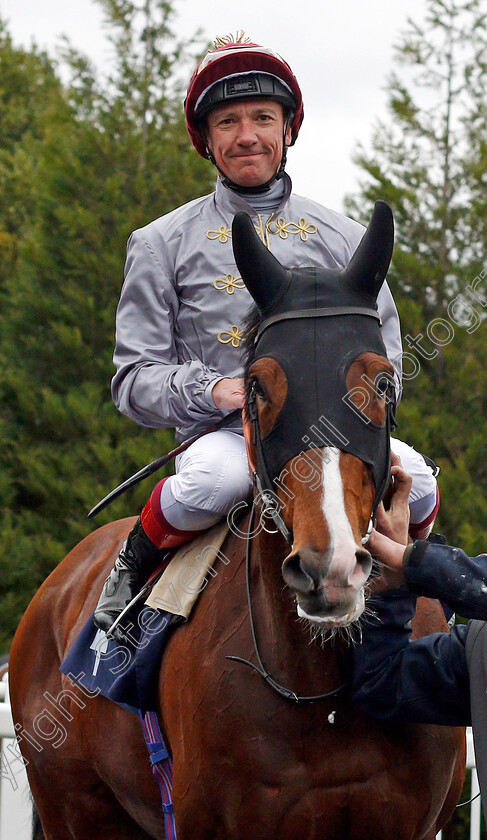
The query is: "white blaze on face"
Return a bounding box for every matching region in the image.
[295,446,370,627]
[321,447,363,589]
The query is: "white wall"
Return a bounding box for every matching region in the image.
[0,677,32,840]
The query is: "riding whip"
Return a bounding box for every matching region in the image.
[87,410,241,519]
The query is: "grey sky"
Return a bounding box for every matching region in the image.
[0,0,428,211]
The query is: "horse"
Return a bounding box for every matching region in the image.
[9,202,465,840]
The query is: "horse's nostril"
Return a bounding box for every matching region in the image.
[355,547,372,575]
[282,552,316,594]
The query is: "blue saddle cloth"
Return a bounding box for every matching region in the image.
[60,602,177,714]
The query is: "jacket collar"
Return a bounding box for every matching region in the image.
[214,171,292,217]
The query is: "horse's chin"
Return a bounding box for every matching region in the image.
[296,588,365,629]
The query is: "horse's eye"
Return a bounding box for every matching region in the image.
[376,376,391,397]
[253,380,267,401]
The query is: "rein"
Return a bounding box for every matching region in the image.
[226,501,351,704]
[247,385,293,544]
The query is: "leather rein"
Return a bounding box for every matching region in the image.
[226,500,352,704]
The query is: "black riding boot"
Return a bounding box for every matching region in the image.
[93,518,166,641]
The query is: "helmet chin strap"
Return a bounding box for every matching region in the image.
[213,155,287,194]
[206,118,291,195]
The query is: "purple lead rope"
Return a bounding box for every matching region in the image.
[139,709,177,839]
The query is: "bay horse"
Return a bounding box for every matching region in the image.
[9,202,464,840]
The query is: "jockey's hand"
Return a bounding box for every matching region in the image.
[368,454,412,592]
[212,377,245,411]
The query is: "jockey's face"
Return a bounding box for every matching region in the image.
[206,99,292,188]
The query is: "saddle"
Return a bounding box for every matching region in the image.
[60,520,230,714]
[144,519,230,618]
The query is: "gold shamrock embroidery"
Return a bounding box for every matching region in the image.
[217,326,244,348]
[213,274,246,294]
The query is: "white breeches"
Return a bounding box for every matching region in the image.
[160,430,438,533]
[161,431,252,531]
[390,437,438,527]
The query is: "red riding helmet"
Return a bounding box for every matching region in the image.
[185,35,304,159]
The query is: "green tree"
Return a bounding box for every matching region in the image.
[0,22,65,292]
[347,11,487,835]
[346,0,487,559]
[0,3,213,649]
[347,0,487,310]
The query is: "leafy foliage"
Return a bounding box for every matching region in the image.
[346,0,487,562]
[0,0,213,650]
[347,10,487,836]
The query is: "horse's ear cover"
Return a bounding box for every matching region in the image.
[343,201,394,301]
[232,202,394,317]
[232,211,288,313]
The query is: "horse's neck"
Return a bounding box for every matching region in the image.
[251,530,350,696]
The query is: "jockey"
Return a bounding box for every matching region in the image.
[93,33,439,640]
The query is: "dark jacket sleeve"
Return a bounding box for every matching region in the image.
[353,540,487,725]
[352,586,471,725]
[405,541,487,619]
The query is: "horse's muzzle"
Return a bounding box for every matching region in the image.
[296,589,366,628]
[282,545,372,625]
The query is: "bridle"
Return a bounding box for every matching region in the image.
[247,383,293,544]
[226,305,396,703]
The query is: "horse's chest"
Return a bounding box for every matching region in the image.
[171,694,448,839]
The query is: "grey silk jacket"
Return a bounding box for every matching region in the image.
[112,174,403,441]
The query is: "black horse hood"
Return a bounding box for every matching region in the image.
[232,202,396,506]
